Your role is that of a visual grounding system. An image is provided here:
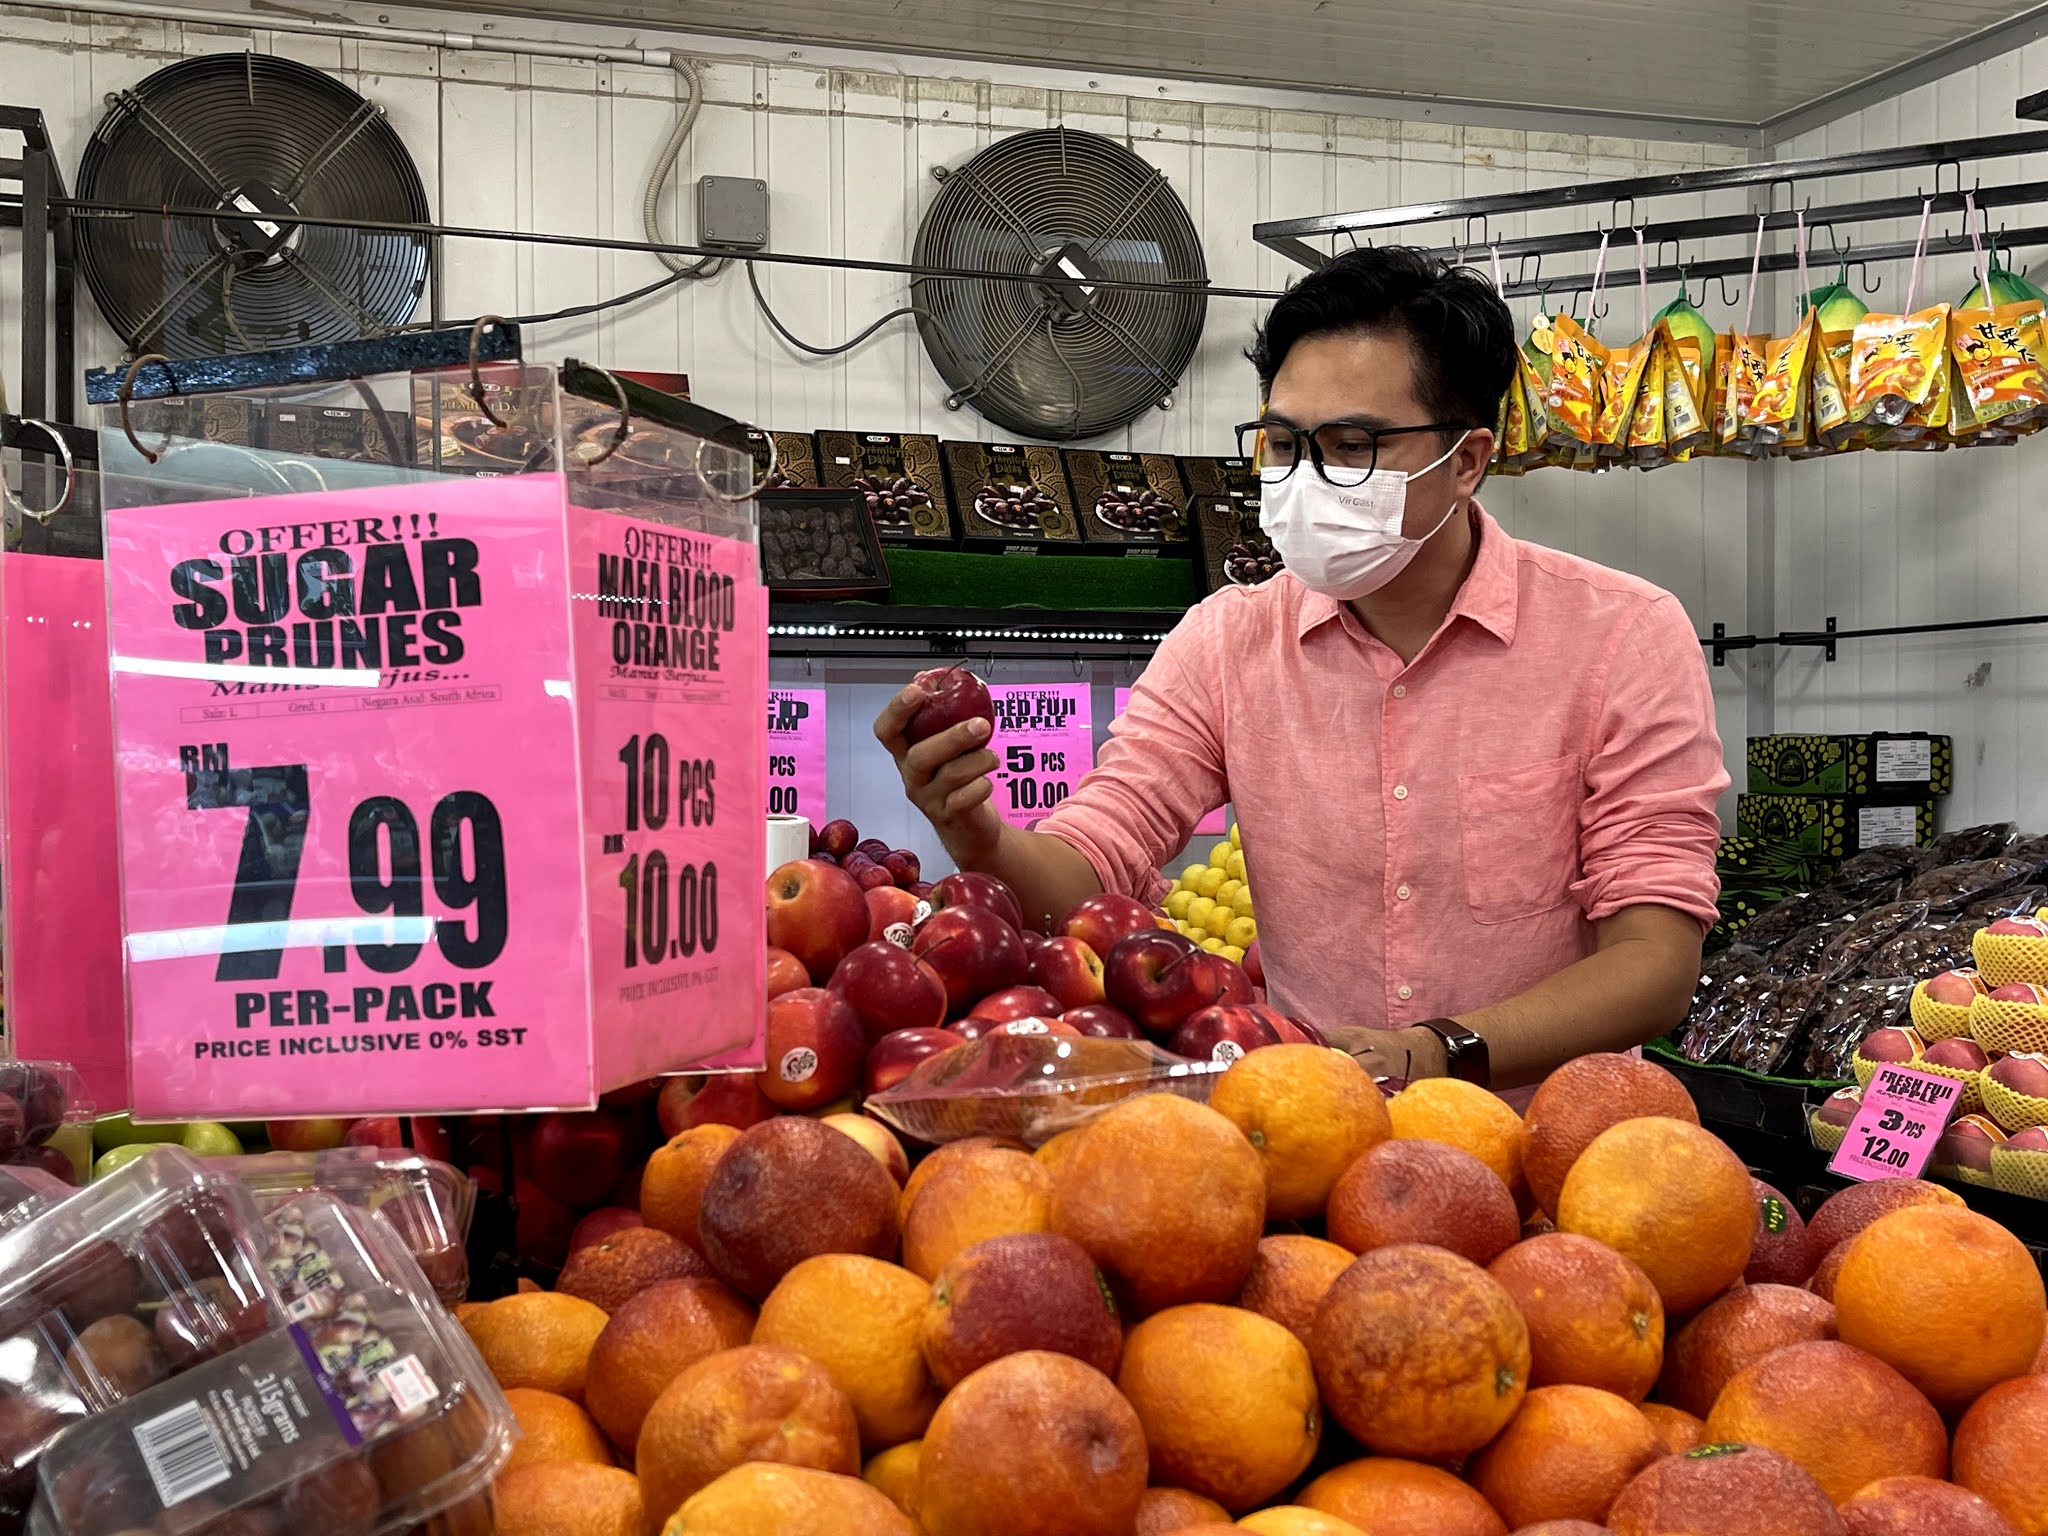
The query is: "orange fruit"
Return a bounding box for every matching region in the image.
[920,1231,1121,1389]
[494,1462,644,1536]
[861,1441,922,1524]
[1834,1205,2048,1412]
[1838,1476,2023,1536]
[466,1292,610,1401]
[1554,1117,1754,1314]
[1639,1402,1704,1456]
[900,1136,1001,1224]
[918,1350,1148,1536]
[557,1227,711,1314]
[1134,1486,1231,1533]
[1207,1043,1392,1219]
[1386,1076,1528,1206]
[1237,1234,1355,1347]
[1117,1303,1320,1512]
[1703,1339,1947,1503]
[697,1116,901,1301]
[755,1255,940,1450]
[1802,1179,1963,1274]
[502,1388,613,1473]
[1488,1233,1663,1403]
[662,1463,917,1536]
[1326,1137,1519,1266]
[1953,1374,2048,1535]
[901,1145,1053,1282]
[1468,1384,1662,1527]
[1309,1242,1529,1460]
[1607,1442,1845,1536]
[1522,1053,1699,1217]
[639,1125,741,1253]
[634,1344,860,1529]
[584,1277,755,1455]
[1299,1457,1509,1536]
[1237,1510,1369,1536]
[1808,1241,1850,1303]
[1507,1525,1620,1536]
[1656,1282,1836,1419]
[1049,1093,1265,1314]
[1033,1128,1085,1179]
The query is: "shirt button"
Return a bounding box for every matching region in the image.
[1392,684,1407,698]
[1397,985,1413,1000]
[1393,785,1409,800]
[1397,884,1412,901]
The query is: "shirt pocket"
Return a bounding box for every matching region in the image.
[1458,754,1583,924]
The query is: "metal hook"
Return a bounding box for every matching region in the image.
[1,419,76,523]
[1847,258,1881,296]
[1712,273,1742,308]
[1515,250,1541,292]
[803,649,813,678]
[467,315,510,428]
[1463,212,1490,252]
[1071,652,1083,679]
[116,353,172,465]
[1609,195,1636,230]
[572,367,631,468]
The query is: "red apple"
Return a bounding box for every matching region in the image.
[884,851,921,888]
[1986,916,2048,938]
[829,940,948,1042]
[343,1117,405,1151]
[820,1113,911,1185]
[905,665,995,746]
[969,986,1064,1023]
[1923,968,1989,1007]
[568,1206,643,1254]
[854,862,897,893]
[766,858,871,984]
[911,906,1029,1015]
[513,1173,576,1268]
[1061,1003,1144,1039]
[766,946,811,1000]
[1242,940,1266,989]
[655,1077,699,1139]
[1265,1011,1329,1048]
[529,1111,632,1209]
[682,1072,778,1131]
[758,987,866,1111]
[1945,1112,2008,1173]
[1104,931,1253,1035]
[1988,1050,2048,1100]
[864,885,924,946]
[1991,982,2048,1005]
[1855,1025,1925,1065]
[1817,1086,1862,1127]
[856,838,891,862]
[952,1015,1078,1042]
[1030,936,1106,1011]
[1924,1036,1990,1071]
[2007,1125,2048,1151]
[266,1118,352,1153]
[818,820,859,860]
[864,1027,962,1096]
[1061,892,1159,958]
[929,872,1024,932]
[911,881,935,900]
[1169,1003,1283,1065]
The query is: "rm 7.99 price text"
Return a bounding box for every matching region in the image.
[613,732,721,968]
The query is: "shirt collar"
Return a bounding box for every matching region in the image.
[1295,501,1520,648]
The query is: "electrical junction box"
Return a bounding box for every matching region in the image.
[698,175,769,249]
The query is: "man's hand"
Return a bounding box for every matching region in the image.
[873,684,1003,866]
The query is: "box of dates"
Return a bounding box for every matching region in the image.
[27,1190,513,1536]
[816,431,956,543]
[1062,450,1194,556]
[758,489,892,600]
[1179,455,1282,591]
[745,429,821,489]
[942,442,1083,554]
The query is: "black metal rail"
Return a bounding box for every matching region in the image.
[0,106,76,425]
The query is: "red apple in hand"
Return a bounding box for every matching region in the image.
[864,1027,962,1096]
[683,1072,778,1131]
[969,986,1063,1023]
[818,820,859,860]
[929,872,1024,932]
[758,987,866,1111]
[1061,893,1157,958]
[1030,936,1106,1011]
[1923,968,1988,1007]
[912,906,1029,1015]
[766,859,871,983]
[529,1111,632,1208]
[1169,1003,1283,1064]
[905,665,995,746]
[830,941,947,1042]
[1061,1003,1143,1039]
[766,946,810,999]
[865,886,924,946]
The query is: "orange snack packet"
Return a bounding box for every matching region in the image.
[1951,299,2048,431]
[1659,326,1708,460]
[1744,311,1817,452]
[1847,305,1950,436]
[1716,334,1769,455]
[1595,337,1654,457]
[1542,314,1605,448]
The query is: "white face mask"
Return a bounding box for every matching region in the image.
[1257,432,1470,601]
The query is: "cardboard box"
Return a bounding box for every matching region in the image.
[1063,450,1194,556]
[1746,733,1955,799]
[1179,455,1280,592]
[758,489,890,600]
[1736,794,1937,858]
[261,403,413,464]
[816,431,956,544]
[1178,454,1259,500]
[942,441,1083,553]
[746,430,820,489]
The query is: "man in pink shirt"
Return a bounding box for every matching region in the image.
[875,248,1726,1087]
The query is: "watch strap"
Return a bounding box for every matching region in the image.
[1414,1017,1491,1088]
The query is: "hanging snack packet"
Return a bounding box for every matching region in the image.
[1543,312,1605,449]
[1594,336,1653,457]
[1849,305,1950,438]
[1950,299,2048,433]
[1744,311,1817,452]
[1494,370,1529,475]
[1514,350,1553,469]
[1717,333,1770,454]
[1659,322,1709,459]
[1626,335,1669,465]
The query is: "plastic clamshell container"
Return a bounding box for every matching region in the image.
[0,1146,281,1521]
[214,1148,475,1305]
[0,1061,97,1187]
[28,1190,513,1536]
[0,1165,72,1236]
[865,1034,1227,1146]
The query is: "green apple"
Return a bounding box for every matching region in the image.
[92,1113,184,1153]
[92,1143,159,1182]
[178,1121,243,1158]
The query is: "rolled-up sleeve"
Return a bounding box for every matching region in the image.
[1038,599,1231,903]
[1570,593,1728,930]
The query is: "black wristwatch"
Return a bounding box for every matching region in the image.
[1414,1018,1491,1088]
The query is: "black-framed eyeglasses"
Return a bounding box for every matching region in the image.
[1234,416,1473,485]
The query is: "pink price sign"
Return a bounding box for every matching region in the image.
[1114,687,1227,835]
[766,689,827,823]
[988,683,1093,829]
[1828,1063,1963,1183]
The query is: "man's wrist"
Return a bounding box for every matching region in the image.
[1402,1024,1449,1080]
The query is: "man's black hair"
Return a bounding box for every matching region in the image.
[1248,246,1518,430]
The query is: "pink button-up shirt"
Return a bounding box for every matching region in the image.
[1040,507,1727,1032]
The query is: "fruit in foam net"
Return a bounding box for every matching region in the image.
[1990,981,2048,1005]
[1988,1050,2048,1100]
[1922,1035,1992,1074]
[1857,1025,1925,1064]
[903,665,995,747]
[1818,1086,1862,1126]
[2008,1125,2048,1151]
[1985,916,2048,938]
[1924,969,1990,1006]
[1945,1113,2008,1174]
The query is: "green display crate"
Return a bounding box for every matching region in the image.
[1745,732,1954,799]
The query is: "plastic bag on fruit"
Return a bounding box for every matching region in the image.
[864,1033,1225,1146]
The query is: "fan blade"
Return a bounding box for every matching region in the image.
[276,247,392,336]
[1078,306,1179,393]
[122,251,231,354]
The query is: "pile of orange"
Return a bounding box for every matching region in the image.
[464,1044,2048,1536]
